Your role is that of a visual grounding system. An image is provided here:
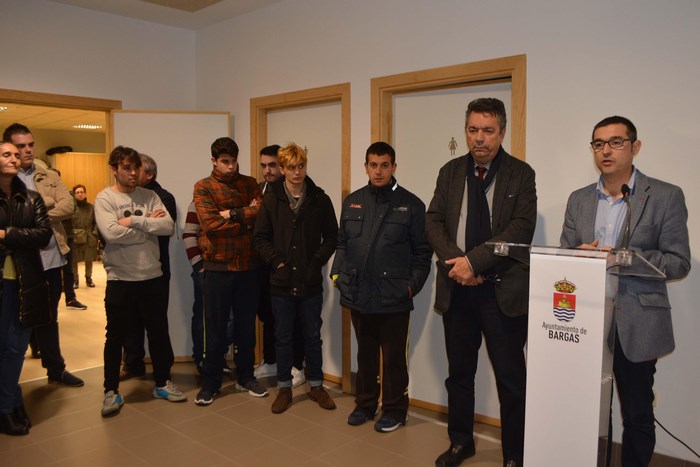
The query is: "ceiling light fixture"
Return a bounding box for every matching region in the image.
[73,124,103,130]
[0,106,8,111]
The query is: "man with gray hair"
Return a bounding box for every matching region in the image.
[426,98,537,467]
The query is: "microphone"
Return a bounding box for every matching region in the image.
[621,184,631,250]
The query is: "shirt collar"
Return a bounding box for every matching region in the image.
[595,166,637,197]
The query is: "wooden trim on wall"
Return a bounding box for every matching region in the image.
[410,397,502,427]
[0,87,122,111]
[371,54,527,160]
[250,83,352,393]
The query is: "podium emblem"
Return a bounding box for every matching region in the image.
[553,278,577,322]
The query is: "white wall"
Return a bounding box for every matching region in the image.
[194,0,700,460]
[5,0,699,460]
[1,0,196,109]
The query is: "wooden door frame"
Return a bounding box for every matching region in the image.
[369,55,526,421]
[0,87,121,151]
[371,54,526,160]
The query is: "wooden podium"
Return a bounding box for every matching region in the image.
[523,246,616,467]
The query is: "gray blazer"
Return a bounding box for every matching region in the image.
[560,169,691,362]
[425,150,537,316]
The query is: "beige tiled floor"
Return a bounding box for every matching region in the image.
[11,264,505,466]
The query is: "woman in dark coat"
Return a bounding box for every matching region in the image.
[71,184,98,288]
[0,142,52,435]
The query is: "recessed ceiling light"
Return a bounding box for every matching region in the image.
[73,124,103,130]
[0,106,8,111]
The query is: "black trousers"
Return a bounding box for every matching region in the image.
[123,272,170,374]
[442,284,527,464]
[35,267,67,379]
[351,310,410,421]
[62,238,77,303]
[103,277,174,391]
[613,332,657,467]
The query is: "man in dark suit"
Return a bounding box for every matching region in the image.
[426,98,537,467]
[560,116,690,466]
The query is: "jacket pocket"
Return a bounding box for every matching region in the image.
[269,264,292,288]
[337,268,358,304]
[341,211,364,238]
[638,292,670,311]
[379,270,409,307]
[382,211,410,242]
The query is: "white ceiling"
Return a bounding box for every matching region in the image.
[0,103,106,133]
[49,0,283,30]
[3,0,284,133]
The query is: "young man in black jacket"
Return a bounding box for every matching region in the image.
[331,142,432,432]
[254,143,338,414]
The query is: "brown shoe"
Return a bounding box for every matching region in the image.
[119,367,145,381]
[308,385,336,410]
[271,387,293,414]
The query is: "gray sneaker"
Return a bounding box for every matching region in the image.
[235,379,269,397]
[101,391,124,417]
[153,380,187,402]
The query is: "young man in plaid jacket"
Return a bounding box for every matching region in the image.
[193,137,268,405]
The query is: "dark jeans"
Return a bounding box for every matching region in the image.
[271,293,323,388]
[123,272,170,374]
[62,238,77,302]
[351,310,410,421]
[200,269,261,391]
[191,268,204,365]
[613,332,657,467]
[442,284,527,464]
[0,280,31,413]
[35,267,66,379]
[258,271,305,368]
[103,277,174,392]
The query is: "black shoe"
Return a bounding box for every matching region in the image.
[435,444,476,467]
[30,348,41,359]
[86,278,95,288]
[0,413,29,436]
[48,370,85,387]
[73,279,79,289]
[12,405,31,428]
[347,408,374,426]
[66,299,87,310]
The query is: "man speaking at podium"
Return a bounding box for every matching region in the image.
[560,116,690,466]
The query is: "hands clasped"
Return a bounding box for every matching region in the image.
[445,256,484,286]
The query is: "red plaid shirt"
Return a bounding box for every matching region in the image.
[194,169,263,271]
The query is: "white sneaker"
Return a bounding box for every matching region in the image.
[254,361,277,378]
[153,380,187,402]
[291,366,306,388]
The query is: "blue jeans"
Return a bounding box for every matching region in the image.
[271,293,324,388]
[201,269,261,391]
[0,280,31,413]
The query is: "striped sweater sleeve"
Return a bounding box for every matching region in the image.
[182,200,202,267]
